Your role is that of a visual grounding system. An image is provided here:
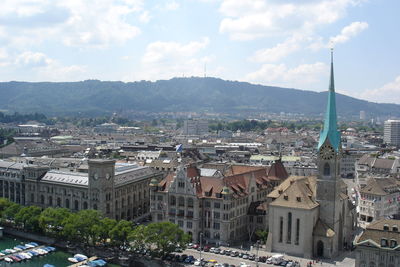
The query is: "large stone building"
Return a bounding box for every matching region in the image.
[266,52,357,258]
[358,177,400,228]
[0,159,162,220]
[149,162,288,245]
[354,219,400,267]
[384,120,400,147]
[183,119,209,136]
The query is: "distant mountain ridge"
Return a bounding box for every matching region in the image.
[0,77,398,117]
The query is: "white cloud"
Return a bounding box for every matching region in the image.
[330,21,368,46]
[249,35,303,63]
[245,62,328,89]
[360,76,400,104]
[139,10,151,23]
[13,51,87,81]
[15,51,53,68]
[218,0,363,41]
[0,0,144,48]
[165,1,180,11]
[127,38,212,80]
[142,37,210,64]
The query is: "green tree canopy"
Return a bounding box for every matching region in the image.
[39,207,71,238]
[129,222,190,256]
[109,220,133,247]
[14,206,42,232]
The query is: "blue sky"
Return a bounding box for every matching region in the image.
[0,0,399,104]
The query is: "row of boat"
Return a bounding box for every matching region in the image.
[0,242,56,263]
[67,255,107,267]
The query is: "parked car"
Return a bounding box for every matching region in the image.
[248,254,255,261]
[214,248,221,254]
[242,254,249,259]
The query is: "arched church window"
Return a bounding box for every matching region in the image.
[323,163,330,176]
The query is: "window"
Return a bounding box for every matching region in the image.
[65,199,70,209]
[213,222,220,230]
[279,216,283,243]
[74,200,79,210]
[257,217,263,224]
[214,202,220,209]
[323,163,330,176]
[178,181,185,188]
[170,196,176,205]
[187,198,194,207]
[178,197,185,207]
[157,195,163,201]
[205,201,210,208]
[187,210,193,218]
[390,239,397,248]
[214,212,220,219]
[187,221,192,229]
[178,220,184,227]
[381,238,388,247]
[40,195,45,204]
[295,218,300,245]
[287,212,292,244]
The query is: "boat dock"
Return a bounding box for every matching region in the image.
[67,256,98,267]
[0,245,46,260]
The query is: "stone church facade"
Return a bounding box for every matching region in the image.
[266,52,357,258]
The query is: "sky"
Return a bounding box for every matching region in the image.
[0,0,399,104]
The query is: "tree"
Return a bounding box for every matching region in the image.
[92,217,117,245]
[2,203,22,224]
[0,198,13,217]
[109,220,133,247]
[255,229,269,244]
[14,206,42,232]
[129,222,190,257]
[39,207,71,238]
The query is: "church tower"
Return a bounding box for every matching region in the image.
[315,50,343,255]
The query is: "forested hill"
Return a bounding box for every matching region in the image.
[0,77,398,117]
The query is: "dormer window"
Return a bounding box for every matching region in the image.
[296,197,301,202]
[384,224,389,231]
[393,225,398,232]
[381,238,388,247]
[284,195,288,200]
[390,239,397,248]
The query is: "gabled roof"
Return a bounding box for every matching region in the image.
[355,218,400,250]
[360,177,400,196]
[269,176,319,210]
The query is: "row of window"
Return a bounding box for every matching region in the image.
[279,212,300,245]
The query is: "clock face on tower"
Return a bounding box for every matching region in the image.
[319,144,335,160]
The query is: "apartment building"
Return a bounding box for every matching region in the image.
[354,219,400,267]
[149,161,288,245]
[384,120,400,147]
[358,177,400,228]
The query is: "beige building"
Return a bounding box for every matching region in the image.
[149,162,288,245]
[0,159,162,221]
[358,177,400,228]
[266,53,357,258]
[354,219,400,267]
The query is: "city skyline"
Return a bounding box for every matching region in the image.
[0,0,399,104]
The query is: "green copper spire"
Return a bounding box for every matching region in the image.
[318,49,341,151]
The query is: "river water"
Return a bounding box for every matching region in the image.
[0,235,120,267]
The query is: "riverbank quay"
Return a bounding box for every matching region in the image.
[1,227,125,266]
